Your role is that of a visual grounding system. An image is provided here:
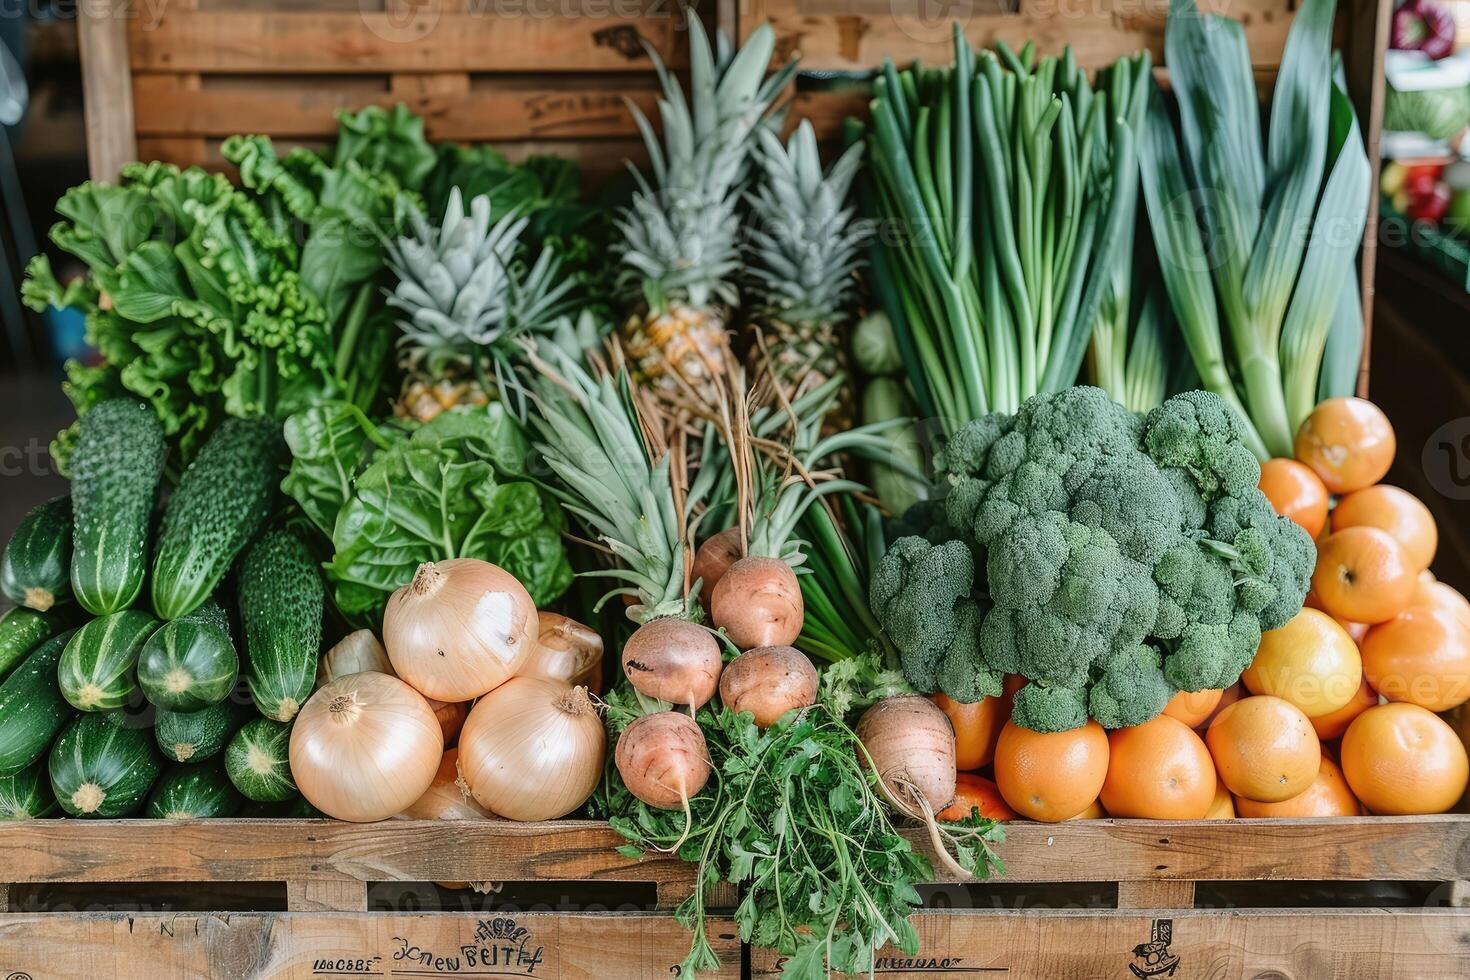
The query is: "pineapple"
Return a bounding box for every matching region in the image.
[616,18,794,402]
[387,187,571,421]
[744,121,866,425]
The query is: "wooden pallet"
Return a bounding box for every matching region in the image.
[0,819,740,979]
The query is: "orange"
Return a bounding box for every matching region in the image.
[1340,703,1469,814]
[1312,526,1417,625]
[1205,695,1320,803]
[1412,575,1470,632]
[1204,777,1235,819]
[1234,753,1361,817]
[1258,458,1330,538]
[1065,798,1107,820]
[1197,682,1245,731]
[993,720,1109,823]
[1331,485,1437,571]
[1241,608,1362,718]
[937,773,1016,822]
[1294,397,1396,495]
[1099,716,1216,819]
[1306,591,1370,644]
[1162,688,1223,728]
[1360,605,1470,712]
[1310,676,1379,741]
[931,692,1007,771]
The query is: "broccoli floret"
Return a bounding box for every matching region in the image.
[872,387,1314,733]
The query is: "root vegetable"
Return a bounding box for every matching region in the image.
[399,749,495,821]
[692,528,744,609]
[710,556,803,649]
[425,698,468,745]
[718,646,818,727]
[621,617,722,707]
[457,678,605,821]
[383,559,536,702]
[316,630,392,690]
[523,612,603,692]
[615,711,711,810]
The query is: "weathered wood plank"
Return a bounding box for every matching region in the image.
[0,911,741,979]
[133,74,658,140]
[749,908,1470,979]
[286,877,368,912]
[129,11,686,73]
[1344,0,1393,395]
[1117,879,1196,909]
[78,1,137,179]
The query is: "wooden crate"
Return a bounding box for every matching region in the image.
[739,815,1470,978]
[0,819,741,979]
[79,0,686,186]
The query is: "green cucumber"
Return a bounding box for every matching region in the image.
[155,697,248,764]
[146,762,242,818]
[225,718,296,802]
[0,606,58,681]
[239,530,323,721]
[151,418,287,620]
[0,629,78,775]
[69,400,166,615]
[239,793,320,818]
[138,599,238,711]
[59,610,159,712]
[0,758,57,819]
[48,710,162,817]
[1,496,72,611]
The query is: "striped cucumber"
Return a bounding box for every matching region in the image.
[58,610,159,712]
[138,599,238,711]
[239,530,323,721]
[0,758,57,819]
[1,495,72,611]
[225,718,296,802]
[69,400,166,615]
[146,761,242,818]
[155,697,248,764]
[0,629,78,775]
[0,606,59,681]
[48,710,162,817]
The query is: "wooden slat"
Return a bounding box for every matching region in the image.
[0,912,742,979]
[750,909,1470,979]
[286,878,368,912]
[77,2,137,179]
[133,74,657,141]
[911,816,1470,884]
[1117,879,1196,909]
[1344,0,1393,396]
[129,11,685,73]
[0,820,698,908]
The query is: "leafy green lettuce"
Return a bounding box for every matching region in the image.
[283,401,572,623]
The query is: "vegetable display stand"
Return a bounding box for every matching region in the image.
[0,819,740,978]
[746,816,1470,978]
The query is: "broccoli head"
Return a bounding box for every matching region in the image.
[872,387,1315,732]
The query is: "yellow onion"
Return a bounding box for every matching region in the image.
[316,630,392,690]
[457,677,605,821]
[399,749,495,821]
[426,698,468,746]
[383,559,536,702]
[522,612,604,691]
[290,671,443,822]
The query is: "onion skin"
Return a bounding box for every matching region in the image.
[692,528,744,610]
[290,671,444,822]
[523,612,604,692]
[615,711,711,810]
[620,617,722,707]
[399,749,495,821]
[316,630,392,690]
[710,556,803,650]
[383,559,536,702]
[457,678,605,821]
[718,646,818,728]
[425,698,468,746]
[854,696,957,818]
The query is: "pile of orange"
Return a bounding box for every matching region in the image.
[931,397,1470,824]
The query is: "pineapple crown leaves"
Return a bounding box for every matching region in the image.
[615,19,798,312]
[745,122,870,327]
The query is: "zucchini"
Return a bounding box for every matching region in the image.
[0,606,58,681]
[69,400,166,615]
[1,496,72,611]
[155,698,248,764]
[138,599,238,711]
[151,418,287,620]
[48,710,162,817]
[0,629,78,775]
[59,610,159,711]
[146,762,242,818]
[0,758,57,819]
[225,718,296,802]
[239,530,323,721]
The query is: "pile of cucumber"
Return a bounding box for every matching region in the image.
[0,399,325,820]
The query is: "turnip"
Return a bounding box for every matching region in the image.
[620,617,722,707]
[616,711,712,811]
[719,645,818,727]
[692,528,743,609]
[710,556,803,650]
